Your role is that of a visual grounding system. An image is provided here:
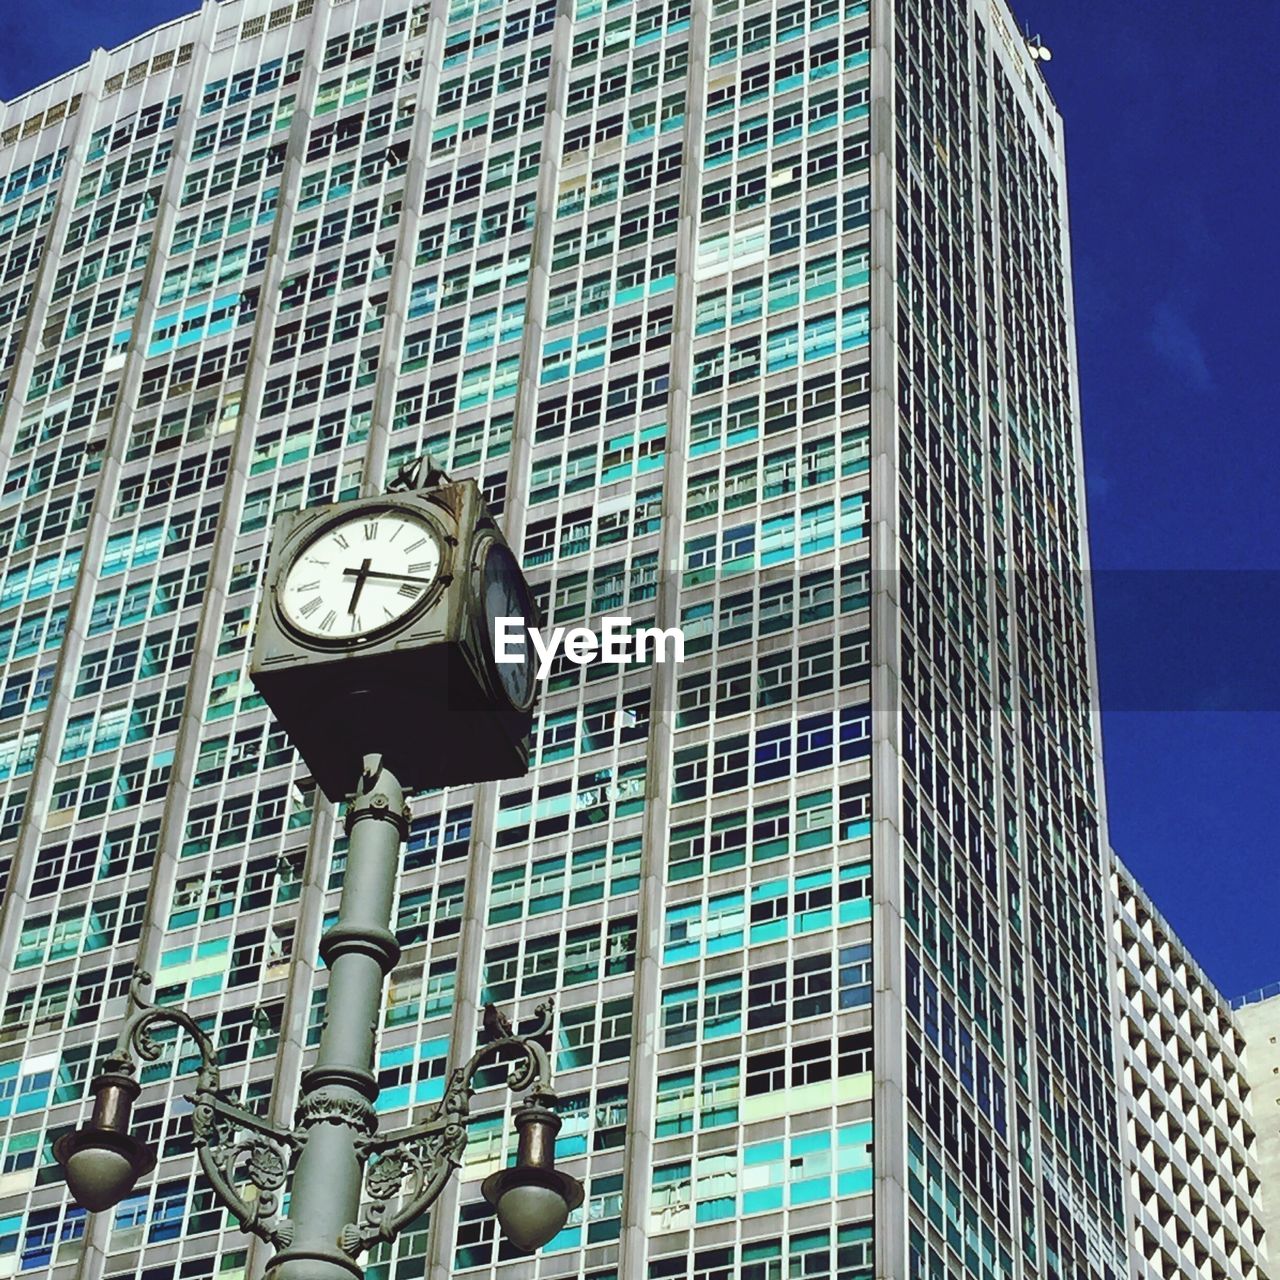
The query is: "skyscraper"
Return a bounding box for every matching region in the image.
[0,3,1263,1280]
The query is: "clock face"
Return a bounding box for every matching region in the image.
[278,509,444,643]
[479,542,537,712]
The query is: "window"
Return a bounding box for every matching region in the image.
[587,1171,624,1243]
[396,888,432,946]
[696,1152,736,1222]
[558,997,631,1070]
[661,984,698,1047]
[794,953,832,1019]
[704,976,741,1038]
[839,944,872,1009]
[792,1039,831,1087]
[748,964,787,1030]
[656,1071,694,1137]
[700,1062,739,1128]
[664,891,744,962]
[839,1030,872,1077]
[651,1162,692,1232]
[2,1132,37,1175]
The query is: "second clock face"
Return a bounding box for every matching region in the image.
[278,509,444,642]
[478,540,538,712]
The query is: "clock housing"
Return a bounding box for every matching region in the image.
[250,481,540,800]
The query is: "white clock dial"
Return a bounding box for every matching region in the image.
[279,510,443,642]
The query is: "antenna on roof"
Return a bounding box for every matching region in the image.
[1026,33,1053,62]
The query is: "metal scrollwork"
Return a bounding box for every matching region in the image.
[504,1048,540,1095]
[340,999,556,1258]
[195,1109,294,1247]
[120,971,217,1075]
[118,970,297,1248]
[341,1121,467,1257]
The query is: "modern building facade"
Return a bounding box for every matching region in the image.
[1235,986,1280,1270]
[0,2,1263,1280]
[1111,857,1268,1280]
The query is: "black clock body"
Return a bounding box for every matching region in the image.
[249,480,539,800]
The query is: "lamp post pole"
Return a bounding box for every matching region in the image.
[56,754,582,1267]
[267,753,409,1280]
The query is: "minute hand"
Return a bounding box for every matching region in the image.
[340,568,436,584]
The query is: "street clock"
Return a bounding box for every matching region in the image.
[250,478,539,800]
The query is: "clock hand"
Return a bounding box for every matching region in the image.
[347,558,372,615]
[340,568,436,585]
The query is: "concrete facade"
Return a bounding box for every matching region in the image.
[1113,857,1268,1280]
[1236,989,1280,1274]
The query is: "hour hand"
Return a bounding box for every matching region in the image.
[347,558,372,615]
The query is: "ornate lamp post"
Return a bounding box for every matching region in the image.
[56,474,580,1272]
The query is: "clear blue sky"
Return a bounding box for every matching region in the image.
[1015,0,1280,1001]
[1,1,1276,998]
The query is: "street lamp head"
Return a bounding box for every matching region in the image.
[55,1127,156,1212]
[482,1165,584,1252]
[54,1069,156,1212]
[481,1092,584,1253]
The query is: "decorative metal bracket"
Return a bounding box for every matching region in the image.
[116,971,298,1248]
[338,999,557,1258]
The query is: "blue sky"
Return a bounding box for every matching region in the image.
[1015,0,1280,1000]
[1,1,1276,998]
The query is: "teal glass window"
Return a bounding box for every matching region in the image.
[750,879,788,944]
[661,984,698,1047]
[838,1122,874,1196]
[704,976,741,1038]
[650,1161,691,1231]
[742,1139,784,1214]
[699,1062,739,1129]
[695,1152,736,1222]
[655,1071,694,1138]
[839,863,872,922]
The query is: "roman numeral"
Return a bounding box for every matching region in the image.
[405,538,426,552]
[332,533,350,550]
[320,610,337,632]
[397,583,421,599]
[408,561,433,574]
[363,521,378,540]
[295,580,320,593]
[299,598,321,618]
